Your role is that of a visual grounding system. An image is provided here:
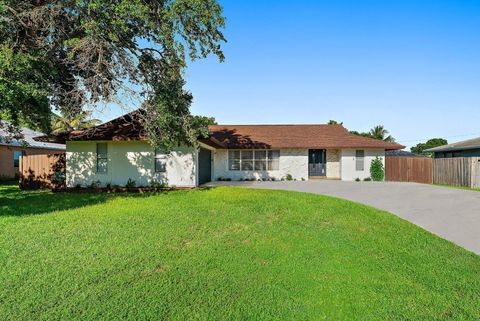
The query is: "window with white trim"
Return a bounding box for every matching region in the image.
[254,150,267,170]
[355,150,364,171]
[228,150,241,170]
[267,150,280,170]
[13,151,23,168]
[155,150,167,172]
[96,143,108,173]
[241,150,254,170]
[228,150,280,171]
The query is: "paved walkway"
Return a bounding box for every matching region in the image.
[207,180,480,255]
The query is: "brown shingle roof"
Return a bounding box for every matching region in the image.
[208,124,405,150]
[36,110,405,150]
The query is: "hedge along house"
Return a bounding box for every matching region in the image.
[44,111,404,188]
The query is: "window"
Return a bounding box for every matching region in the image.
[241,150,254,170]
[155,150,167,172]
[355,150,364,171]
[228,150,280,171]
[267,150,280,170]
[13,151,22,168]
[228,150,241,170]
[254,151,267,170]
[96,143,108,173]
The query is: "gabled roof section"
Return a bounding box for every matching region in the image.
[0,121,65,150]
[208,124,405,150]
[35,111,147,143]
[424,137,480,153]
[68,111,147,141]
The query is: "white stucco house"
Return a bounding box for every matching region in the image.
[49,112,404,188]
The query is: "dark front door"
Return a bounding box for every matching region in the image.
[309,149,326,177]
[198,148,212,185]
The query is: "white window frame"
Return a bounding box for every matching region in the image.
[227,150,280,171]
[13,150,23,168]
[96,143,108,174]
[154,150,168,173]
[355,150,365,171]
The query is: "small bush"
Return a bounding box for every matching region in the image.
[125,178,136,189]
[364,177,372,182]
[355,178,361,182]
[370,157,385,181]
[149,180,167,189]
[89,180,101,189]
[285,174,293,181]
[301,177,305,181]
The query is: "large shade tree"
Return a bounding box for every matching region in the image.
[0,0,226,148]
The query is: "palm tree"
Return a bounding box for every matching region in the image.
[369,125,395,142]
[52,110,101,134]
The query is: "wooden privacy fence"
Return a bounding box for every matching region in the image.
[433,157,480,188]
[19,153,66,189]
[385,156,433,184]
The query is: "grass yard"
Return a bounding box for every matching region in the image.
[1,182,479,321]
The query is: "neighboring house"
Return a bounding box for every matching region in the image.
[385,150,427,158]
[425,137,480,158]
[46,112,404,187]
[0,122,66,179]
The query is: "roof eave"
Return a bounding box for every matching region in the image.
[425,145,480,153]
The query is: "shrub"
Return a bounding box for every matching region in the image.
[301,177,305,181]
[125,178,136,189]
[364,177,372,182]
[149,180,167,189]
[355,177,361,182]
[370,157,385,181]
[89,180,101,189]
[285,174,293,181]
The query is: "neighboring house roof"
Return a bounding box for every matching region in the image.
[36,111,405,150]
[0,121,66,151]
[385,150,426,157]
[208,124,405,150]
[424,137,480,153]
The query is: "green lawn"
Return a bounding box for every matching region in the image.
[1,182,479,321]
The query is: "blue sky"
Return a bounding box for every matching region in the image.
[97,0,480,149]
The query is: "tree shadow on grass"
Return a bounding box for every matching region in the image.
[0,182,170,217]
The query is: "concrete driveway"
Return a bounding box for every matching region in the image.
[207,180,480,255]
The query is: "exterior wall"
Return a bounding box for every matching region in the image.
[326,149,341,179]
[212,149,308,181]
[0,145,64,179]
[341,149,385,181]
[66,141,196,187]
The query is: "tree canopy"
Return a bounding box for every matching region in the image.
[0,0,226,148]
[411,138,448,156]
[350,125,396,142]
